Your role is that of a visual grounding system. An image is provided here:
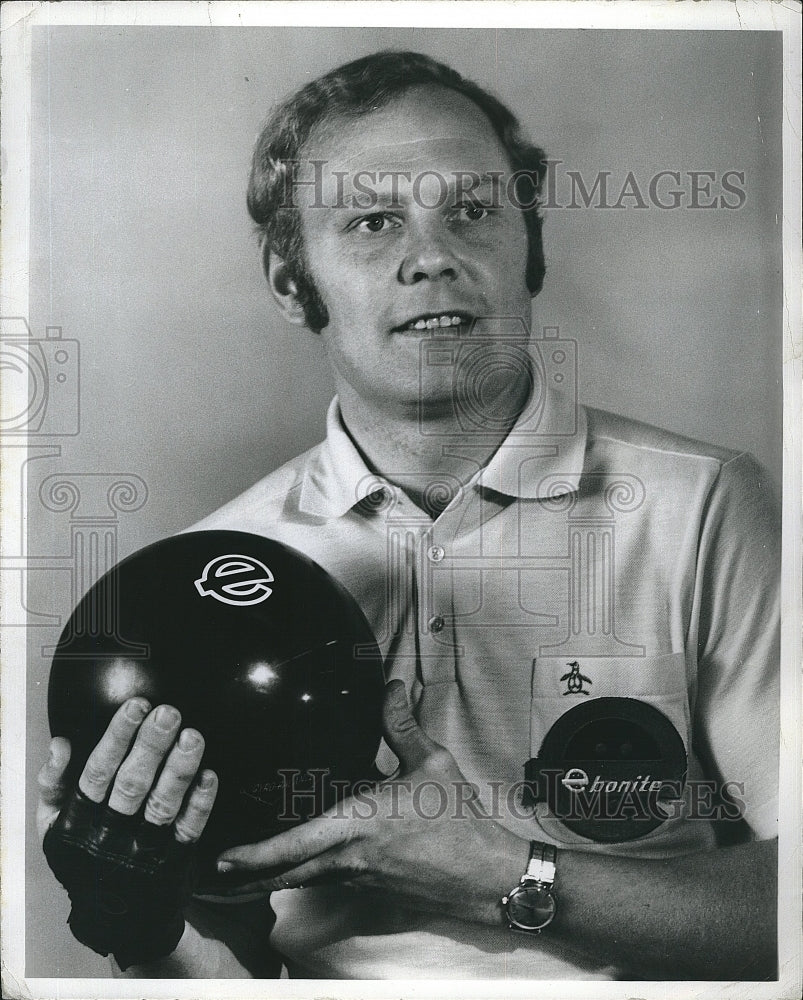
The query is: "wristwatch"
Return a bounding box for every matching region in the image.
[501,840,558,933]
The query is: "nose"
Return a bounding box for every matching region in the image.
[398,225,461,285]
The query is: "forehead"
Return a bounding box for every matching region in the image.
[301,84,511,176]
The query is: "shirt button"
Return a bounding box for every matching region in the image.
[427,545,445,563]
[428,615,445,633]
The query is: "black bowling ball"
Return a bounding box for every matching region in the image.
[48,530,386,885]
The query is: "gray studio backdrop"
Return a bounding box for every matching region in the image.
[24,27,782,977]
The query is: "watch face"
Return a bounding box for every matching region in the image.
[507,885,557,931]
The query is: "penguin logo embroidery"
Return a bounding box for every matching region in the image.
[560,661,592,696]
[194,554,274,606]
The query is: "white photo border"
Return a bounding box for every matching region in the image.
[2,2,800,999]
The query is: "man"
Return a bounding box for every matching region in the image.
[37,51,779,981]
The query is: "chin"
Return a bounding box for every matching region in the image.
[413,392,461,423]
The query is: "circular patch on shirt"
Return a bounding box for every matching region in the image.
[528,697,687,842]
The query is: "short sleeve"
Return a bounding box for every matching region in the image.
[692,452,780,840]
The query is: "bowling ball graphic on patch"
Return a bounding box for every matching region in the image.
[525,698,687,842]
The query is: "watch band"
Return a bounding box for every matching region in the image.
[523,840,557,888]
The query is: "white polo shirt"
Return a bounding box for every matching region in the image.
[192,390,779,980]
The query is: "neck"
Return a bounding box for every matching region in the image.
[336,378,531,517]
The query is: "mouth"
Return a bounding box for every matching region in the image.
[392,311,473,333]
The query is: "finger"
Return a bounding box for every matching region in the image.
[143,727,205,826]
[208,855,343,897]
[381,679,442,772]
[36,737,72,839]
[201,880,279,898]
[174,769,218,843]
[107,704,181,815]
[262,853,347,892]
[217,811,349,873]
[78,697,151,803]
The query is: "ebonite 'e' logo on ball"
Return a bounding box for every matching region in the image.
[194,554,274,606]
[560,767,589,791]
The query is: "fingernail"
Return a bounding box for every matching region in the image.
[154,705,179,730]
[217,860,234,873]
[179,729,200,750]
[125,699,150,721]
[199,770,215,788]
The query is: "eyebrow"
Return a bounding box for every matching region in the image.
[338,171,507,210]
[453,173,506,196]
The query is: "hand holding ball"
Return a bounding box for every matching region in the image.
[46,531,385,918]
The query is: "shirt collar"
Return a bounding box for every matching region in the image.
[299,398,384,518]
[299,386,588,518]
[476,382,588,500]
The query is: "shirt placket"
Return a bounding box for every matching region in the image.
[415,491,484,685]
[365,483,485,687]
[366,487,444,689]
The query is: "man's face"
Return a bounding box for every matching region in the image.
[295,85,533,419]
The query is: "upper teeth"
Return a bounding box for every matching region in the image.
[406,314,465,331]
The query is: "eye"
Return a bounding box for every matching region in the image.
[349,213,400,234]
[453,201,491,222]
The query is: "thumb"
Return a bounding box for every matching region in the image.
[36,737,72,840]
[381,680,442,772]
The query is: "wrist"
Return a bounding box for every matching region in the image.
[474,827,531,926]
[111,912,186,972]
[111,920,218,978]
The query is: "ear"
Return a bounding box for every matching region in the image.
[263,243,307,327]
